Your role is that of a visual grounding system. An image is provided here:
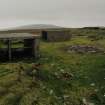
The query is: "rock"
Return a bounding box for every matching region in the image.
[82,98,94,105]
[89,103,95,105]
[51,63,55,66]
[55,96,62,100]
[42,86,46,90]
[90,83,95,87]
[54,72,60,79]
[54,72,58,76]
[49,89,54,95]
[40,83,46,90]
[60,69,65,72]
[63,95,70,99]
[61,72,74,80]
[82,98,88,105]
[94,89,98,92]
[88,50,97,53]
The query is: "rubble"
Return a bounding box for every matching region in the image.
[54,71,74,80]
[63,45,105,54]
[61,72,74,80]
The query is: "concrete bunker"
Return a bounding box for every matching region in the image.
[0,33,40,61]
[42,30,71,42]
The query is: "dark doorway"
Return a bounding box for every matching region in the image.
[0,40,8,61]
[0,39,34,61]
[42,31,47,40]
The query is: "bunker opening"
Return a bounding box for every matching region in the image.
[42,31,47,40]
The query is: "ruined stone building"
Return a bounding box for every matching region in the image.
[0,24,71,60]
[0,33,40,61]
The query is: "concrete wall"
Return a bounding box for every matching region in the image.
[0,38,40,61]
[30,32,41,35]
[21,38,40,59]
[42,30,71,42]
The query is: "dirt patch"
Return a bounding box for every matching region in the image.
[62,45,105,54]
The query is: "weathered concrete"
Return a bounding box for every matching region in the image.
[0,33,40,61]
[0,27,70,42]
[32,38,40,59]
[42,30,71,42]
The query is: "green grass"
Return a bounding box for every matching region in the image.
[0,32,105,104]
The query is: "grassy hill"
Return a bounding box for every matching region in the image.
[0,29,105,105]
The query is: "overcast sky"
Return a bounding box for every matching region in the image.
[0,0,105,28]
